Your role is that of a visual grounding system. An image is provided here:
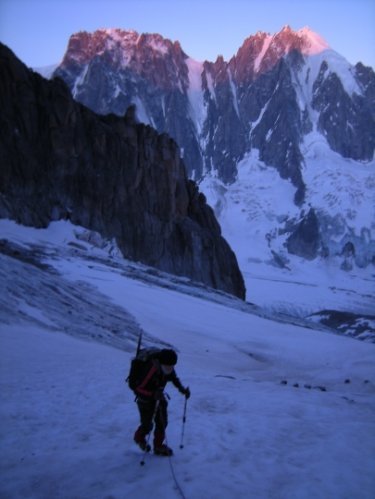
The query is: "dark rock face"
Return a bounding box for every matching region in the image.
[312,62,375,160]
[286,209,321,259]
[0,43,246,299]
[242,56,306,204]
[308,310,375,342]
[200,57,248,184]
[355,62,375,113]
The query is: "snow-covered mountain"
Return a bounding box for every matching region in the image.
[1,220,374,498]
[54,26,374,185]
[52,26,375,321]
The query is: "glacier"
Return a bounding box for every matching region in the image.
[199,138,375,320]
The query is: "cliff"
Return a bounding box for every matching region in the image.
[0,43,245,299]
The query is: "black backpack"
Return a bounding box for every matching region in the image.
[127,347,160,392]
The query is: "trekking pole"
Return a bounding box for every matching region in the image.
[179,397,188,449]
[140,400,159,466]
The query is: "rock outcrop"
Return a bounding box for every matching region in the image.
[286,209,321,259]
[0,43,246,299]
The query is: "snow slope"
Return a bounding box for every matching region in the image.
[1,221,374,499]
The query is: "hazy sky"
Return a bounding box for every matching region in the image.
[1,0,374,69]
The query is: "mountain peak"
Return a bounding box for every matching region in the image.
[232,26,330,82]
[274,25,330,56]
[62,28,184,69]
[295,26,330,54]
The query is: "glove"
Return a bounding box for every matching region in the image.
[182,387,191,399]
[154,388,164,401]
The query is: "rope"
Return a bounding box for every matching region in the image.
[164,433,187,499]
[140,397,188,498]
[159,398,188,499]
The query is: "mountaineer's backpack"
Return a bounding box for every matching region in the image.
[127,347,160,392]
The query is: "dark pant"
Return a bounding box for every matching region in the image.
[134,398,168,447]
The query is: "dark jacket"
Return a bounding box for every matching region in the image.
[135,358,185,399]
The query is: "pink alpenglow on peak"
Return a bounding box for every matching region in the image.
[233,26,331,81]
[296,26,330,55]
[272,25,330,57]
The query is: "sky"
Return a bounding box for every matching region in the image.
[0,0,374,69]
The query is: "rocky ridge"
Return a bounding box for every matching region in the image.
[0,43,246,299]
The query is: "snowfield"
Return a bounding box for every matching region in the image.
[1,220,374,499]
